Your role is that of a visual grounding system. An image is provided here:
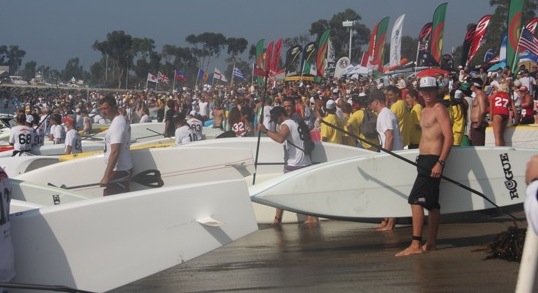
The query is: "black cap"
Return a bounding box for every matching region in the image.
[269,106,286,123]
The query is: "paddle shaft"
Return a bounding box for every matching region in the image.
[0,282,94,293]
[252,69,270,185]
[320,119,522,222]
[48,169,163,190]
[146,127,174,141]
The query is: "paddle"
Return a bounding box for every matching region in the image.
[320,119,523,222]
[146,127,175,140]
[0,281,94,293]
[252,69,270,185]
[48,169,164,190]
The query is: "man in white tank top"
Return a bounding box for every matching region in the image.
[258,106,316,225]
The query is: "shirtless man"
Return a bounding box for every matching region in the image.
[470,81,488,146]
[212,102,226,130]
[396,77,453,257]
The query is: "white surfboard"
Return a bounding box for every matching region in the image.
[182,137,374,182]
[0,156,60,177]
[250,147,529,219]
[485,124,538,148]
[16,146,254,198]
[0,140,105,158]
[11,178,93,206]
[10,178,258,292]
[182,137,375,223]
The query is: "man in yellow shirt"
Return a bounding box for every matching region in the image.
[346,94,379,151]
[321,99,342,144]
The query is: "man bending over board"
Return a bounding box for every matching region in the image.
[396,77,453,257]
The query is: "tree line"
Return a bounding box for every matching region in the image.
[1,1,536,89]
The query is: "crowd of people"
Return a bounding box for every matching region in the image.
[0,63,537,277]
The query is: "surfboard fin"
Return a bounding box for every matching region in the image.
[196,216,224,227]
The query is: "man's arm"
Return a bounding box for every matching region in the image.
[431,104,454,178]
[100,143,121,186]
[260,123,290,144]
[384,129,394,151]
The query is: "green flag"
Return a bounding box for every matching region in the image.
[507,0,524,71]
[316,29,330,77]
[255,39,265,85]
[431,2,448,66]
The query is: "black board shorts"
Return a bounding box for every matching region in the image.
[408,155,441,210]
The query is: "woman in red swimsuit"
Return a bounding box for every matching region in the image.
[489,82,518,146]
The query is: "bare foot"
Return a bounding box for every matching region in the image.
[376,219,388,229]
[303,216,319,225]
[395,245,423,257]
[422,243,436,252]
[375,225,394,231]
[272,216,282,225]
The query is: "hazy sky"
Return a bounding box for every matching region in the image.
[0,0,495,71]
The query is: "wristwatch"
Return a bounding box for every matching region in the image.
[438,159,445,167]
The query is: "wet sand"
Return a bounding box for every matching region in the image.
[112,212,525,293]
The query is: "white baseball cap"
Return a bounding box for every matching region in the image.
[419,77,437,89]
[326,99,336,110]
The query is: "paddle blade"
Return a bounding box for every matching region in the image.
[131,169,164,188]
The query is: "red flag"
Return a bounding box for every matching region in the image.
[270,39,282,76]
[265,41,273,75]
[467,15,491,65]
[253,64,266,77]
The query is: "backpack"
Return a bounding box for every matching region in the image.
[289,114,315,155]
[359,109,378,139]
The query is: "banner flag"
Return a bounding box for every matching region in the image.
[507,0,524,71]
[147,73,158,83]
[430,2,448,65]
[467,15,491,66]
[390,14,405,67]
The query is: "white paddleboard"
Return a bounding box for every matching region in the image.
[183,137,374,182]
[11,178,93,206]
[16,146,254,198]
[485,124,538,148]
[0,141,104,158]
[182,137,375,224]
[0,156,60,177]
[10,179,258,292]
[250,147,530,219]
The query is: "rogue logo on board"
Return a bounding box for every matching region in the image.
[500,153,518,200]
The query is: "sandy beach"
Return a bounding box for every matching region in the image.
[112,211,526,293]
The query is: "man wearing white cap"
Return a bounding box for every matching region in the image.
[320,99,342,144]
[396,76,453,257]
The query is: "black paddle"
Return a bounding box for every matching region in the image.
[146,127,175,140]
[48,169,164,190]
[252,69,270,185]
[0,281,94,293]
[320,119,523,222]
